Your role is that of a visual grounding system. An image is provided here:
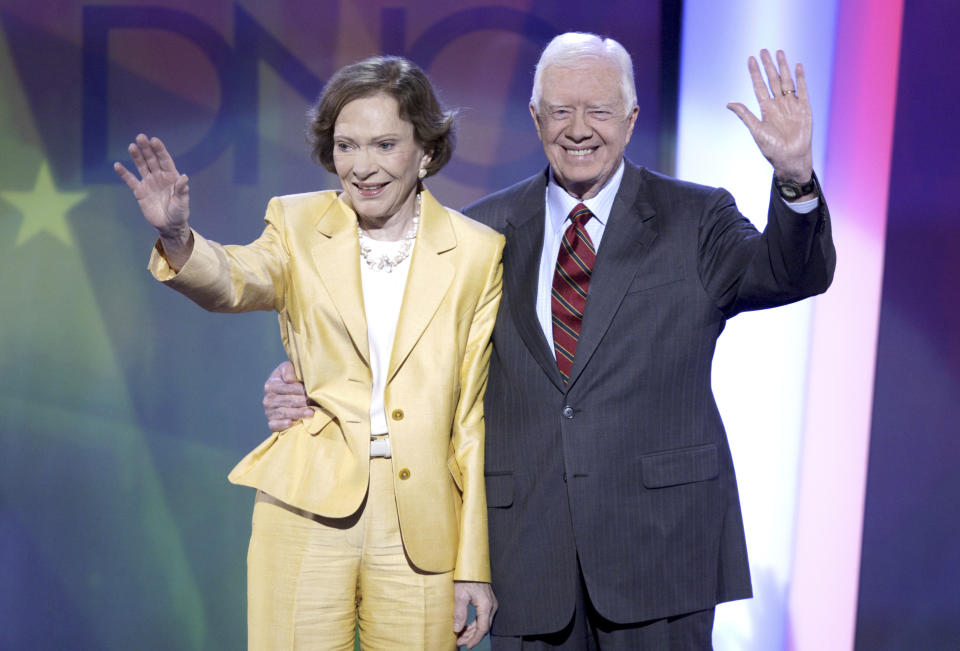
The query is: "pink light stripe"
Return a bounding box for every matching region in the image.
[788,0,905,649]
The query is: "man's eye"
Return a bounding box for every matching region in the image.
[590,111,613,120]
[551,110,571,120]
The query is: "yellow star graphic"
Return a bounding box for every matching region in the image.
[3,161,87,247]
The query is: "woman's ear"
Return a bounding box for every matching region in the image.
[418,151,432,179]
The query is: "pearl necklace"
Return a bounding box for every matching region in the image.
[357,194,420,273]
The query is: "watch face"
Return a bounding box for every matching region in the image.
[777,181,800,199]
[776,176,816,200]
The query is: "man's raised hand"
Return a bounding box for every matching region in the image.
[727,49,814,183]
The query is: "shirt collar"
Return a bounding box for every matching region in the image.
[546,159,625,234]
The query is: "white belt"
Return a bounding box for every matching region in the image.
[370,436,392,458]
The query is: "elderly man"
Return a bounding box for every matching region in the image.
[265,33,834,649]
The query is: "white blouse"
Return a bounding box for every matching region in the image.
[359,238,415,436]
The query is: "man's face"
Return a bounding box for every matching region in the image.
[530,58,639,200]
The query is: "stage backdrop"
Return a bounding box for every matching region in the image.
[854,0,960,647]
[0,2,674,648]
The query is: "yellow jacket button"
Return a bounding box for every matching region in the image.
[398,468,411,480]
[391,409,404,421]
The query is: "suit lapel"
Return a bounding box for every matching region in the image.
[567,163,658,387]
[503,171,565,391]
[387,190,455,382]
[311,196,370,365]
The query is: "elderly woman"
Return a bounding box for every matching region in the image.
[115,57,502,650]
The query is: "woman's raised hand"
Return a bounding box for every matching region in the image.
[115,134,193,268]
[114,134,191,241]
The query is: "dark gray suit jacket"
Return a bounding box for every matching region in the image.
[463,160,835,636]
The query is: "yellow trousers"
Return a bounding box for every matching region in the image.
[247,457,456,650]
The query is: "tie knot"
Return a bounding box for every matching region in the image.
[569,203,593,228]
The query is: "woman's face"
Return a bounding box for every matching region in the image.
[332,92,429,228]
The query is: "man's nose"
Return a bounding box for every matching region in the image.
[565,110,593,141]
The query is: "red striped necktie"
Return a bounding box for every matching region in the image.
[551,203,597,382]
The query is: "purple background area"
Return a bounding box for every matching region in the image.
[855,0,960,648]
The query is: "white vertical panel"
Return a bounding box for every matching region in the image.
[675,2,838,648]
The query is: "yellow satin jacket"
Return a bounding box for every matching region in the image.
[149,189,504,581]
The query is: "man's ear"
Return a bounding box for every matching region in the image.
[623,104,640,146]
[529,102,544,141]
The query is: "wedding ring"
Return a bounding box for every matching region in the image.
[782,89,796,96]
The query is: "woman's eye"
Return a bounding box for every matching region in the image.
[336,142,351,152]
[378,142,395,151]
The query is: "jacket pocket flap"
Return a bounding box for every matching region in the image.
[626,267,685,294]
[641,444,718,488]
[484,472,513,507]
[303,407,334,435]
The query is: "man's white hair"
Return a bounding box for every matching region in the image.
[531,32,637,115]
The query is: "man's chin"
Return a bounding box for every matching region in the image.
[552,171,603,198]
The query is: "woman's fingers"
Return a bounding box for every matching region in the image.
[137,133,162,174]
[151,136,179,174]
[113,161,140,192]
[129,140,150,178]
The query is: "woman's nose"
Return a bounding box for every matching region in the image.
[353,147,377,177]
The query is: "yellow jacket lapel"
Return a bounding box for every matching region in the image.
[388,190,455,382]
[311,196,369,366]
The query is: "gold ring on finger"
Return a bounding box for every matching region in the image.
[782,89,796,96]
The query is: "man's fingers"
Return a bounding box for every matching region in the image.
[747,56,771,103]
[759,48,782,95]
[266,405,311,423]
[264,380,307,399]
[776,49,794,91]
[727,103,760,133]
[278,360,299,383]
[796,63,809,101]
[263,391,309,411]
[267,407,312,432]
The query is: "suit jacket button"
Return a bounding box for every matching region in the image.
[398,468,411,480]
[391,409,404,421]
[562,406,574,419]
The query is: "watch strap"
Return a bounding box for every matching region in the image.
[774,175,817,200]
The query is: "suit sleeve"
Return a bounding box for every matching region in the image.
[698,177,835,317]
[451,236,504,582]
[147,197,289,313]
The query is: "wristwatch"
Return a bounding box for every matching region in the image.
[774,175,817,200]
